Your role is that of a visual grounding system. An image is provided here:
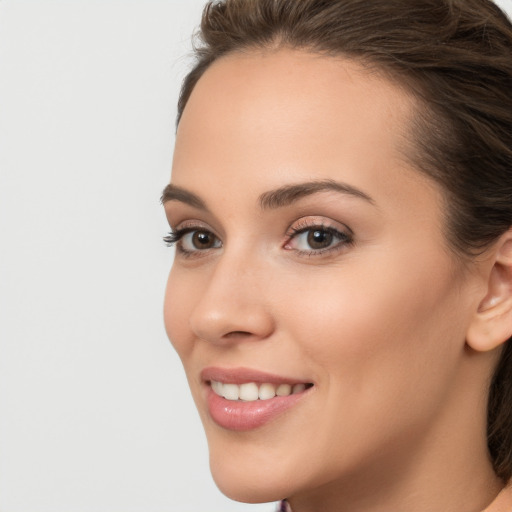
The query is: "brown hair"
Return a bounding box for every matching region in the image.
[177,0,512,481]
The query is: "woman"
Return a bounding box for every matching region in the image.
[162,0,512,510]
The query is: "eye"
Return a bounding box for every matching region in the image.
[301,229,335,250]
[285,223,353,255]
[181,230,220,251]
[164,227,222,255]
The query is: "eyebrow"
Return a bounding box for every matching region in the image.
[161,179,374,210]
[161,184,208,210]
[259,179,375,209]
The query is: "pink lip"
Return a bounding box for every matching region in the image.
[201,366,310,385]
[201,367,313,431]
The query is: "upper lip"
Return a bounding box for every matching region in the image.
[201,366,312,386]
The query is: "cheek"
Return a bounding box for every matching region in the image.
[276,251,466,407]
[256,255,468,484]
[164,266,197,360]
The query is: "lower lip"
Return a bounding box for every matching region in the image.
[206,386,310,431]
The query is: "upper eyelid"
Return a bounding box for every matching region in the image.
[290,223,350,233]
[286,224,353,245]
[172,225,220,241]
[169,216,353,241]
[166,226,223,255]
[172,219,218,233]
[287,217,353,236]
[165,200,224,233]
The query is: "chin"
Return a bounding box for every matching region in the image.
[211,467,288,504]
[208,441,295,504]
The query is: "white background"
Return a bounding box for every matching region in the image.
[0,1,511,511]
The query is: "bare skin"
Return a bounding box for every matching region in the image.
[163,49,510,512]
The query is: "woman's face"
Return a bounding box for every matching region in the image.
[163,50,483,503]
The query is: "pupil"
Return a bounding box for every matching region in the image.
[193,231,213,248]
[308,229,333,249]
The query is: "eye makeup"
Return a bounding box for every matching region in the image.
[164,215,354,260]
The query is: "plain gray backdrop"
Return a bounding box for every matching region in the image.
[0,1,511,511]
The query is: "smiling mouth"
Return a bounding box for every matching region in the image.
[210,380,314,402]
[203,369,314,430]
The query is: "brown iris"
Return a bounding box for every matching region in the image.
[192,231,217,249]
[307,229,333,249]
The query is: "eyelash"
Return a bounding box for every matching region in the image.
[284,222,353,257]
[163,229,190,247]
[163,228,217,257]
[164,222,353,258]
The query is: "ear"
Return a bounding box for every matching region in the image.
[466,229,512,352]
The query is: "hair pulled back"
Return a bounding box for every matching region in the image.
[177,0,512,481]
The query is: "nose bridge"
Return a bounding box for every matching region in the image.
[189,247,274,343]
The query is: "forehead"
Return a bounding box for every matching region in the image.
[171,49,435,222]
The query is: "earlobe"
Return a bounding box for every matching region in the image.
[466,232,512,353]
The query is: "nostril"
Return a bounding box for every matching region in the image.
[224,330,253,338]
[189,297,275,344]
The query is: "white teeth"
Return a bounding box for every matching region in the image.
[239,382,259,401]
[211,380,309,401]
[292,383,306,394]
[276,383,292,396]
[211,380,223,395]
[258,383,276,400]
[223,383,239,401]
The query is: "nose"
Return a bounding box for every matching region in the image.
[188,253,275,345]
